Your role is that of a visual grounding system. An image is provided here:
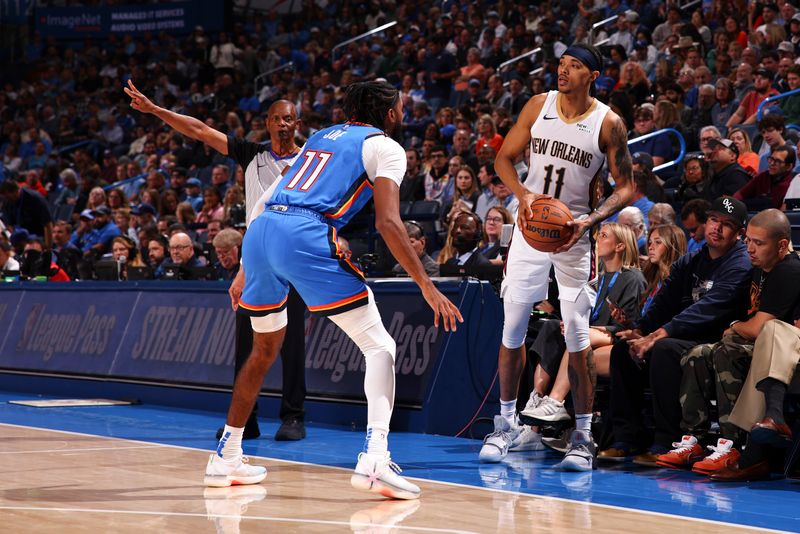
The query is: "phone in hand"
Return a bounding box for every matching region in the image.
[607,297,633,329]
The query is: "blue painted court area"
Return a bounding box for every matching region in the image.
[0,391,797,532]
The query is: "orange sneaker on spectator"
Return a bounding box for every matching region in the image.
[692,438,740,475]
[655,435,705,469]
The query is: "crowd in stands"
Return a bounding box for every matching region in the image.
[1,0,800,480]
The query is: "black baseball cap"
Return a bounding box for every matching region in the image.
[755,67,775,81]
[632,151,654,172]
[709,196,748,228]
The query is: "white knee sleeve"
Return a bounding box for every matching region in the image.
[560,289,592,353]
[328,289,396,361]
[329,289,396,429]
[250,309,288,333]
[502,298,533,349]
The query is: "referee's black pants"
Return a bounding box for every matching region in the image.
[235,285,307,428]
[610,337,696,449]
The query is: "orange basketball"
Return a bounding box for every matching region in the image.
[521,198,574,252]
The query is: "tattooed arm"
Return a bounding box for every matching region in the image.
[587,111,635,227]
[553,110,634,253]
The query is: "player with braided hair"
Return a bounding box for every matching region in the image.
[201,80,462,498]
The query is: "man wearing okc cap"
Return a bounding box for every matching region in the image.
[599,196,752,465]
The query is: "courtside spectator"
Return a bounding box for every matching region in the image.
[81,206,121,258]
[0,179,53,248]
[0,242,18,272]
[478,206,513,265]
[601,197,751,465]
[212,228,242,281]
[392,221,438,278]
[681,199,712,254]
[52,221,81,280]
[22,238,70,281]
[438,212,490,268]
[658,210,799,477]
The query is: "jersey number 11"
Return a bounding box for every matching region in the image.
[285,150,333,192]
[542,164,565,199]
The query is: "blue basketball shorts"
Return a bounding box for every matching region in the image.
[238,206,368,317]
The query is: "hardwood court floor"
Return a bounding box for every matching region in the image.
[0,424,780,533]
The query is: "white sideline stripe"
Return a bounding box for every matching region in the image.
[0,445,162,455]
[0,423,790,534]
[0,505,473,533]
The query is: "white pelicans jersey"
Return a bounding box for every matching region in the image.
[525,90,610,216]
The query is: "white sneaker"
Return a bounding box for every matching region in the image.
[204,454,267,487]
[479,415,518,463]
[560,430,597,472]
[508,425,544,452]
[351,452,421,500]
[522,391,543,413]
[520,395,570,424]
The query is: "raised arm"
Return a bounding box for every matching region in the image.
[124,79,229,155]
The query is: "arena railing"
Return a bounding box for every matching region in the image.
[589,15,617,46]
[755,87,800,122]
[678,0,702,11]
[331,21,397,60]
[56,140,92,156]
[498,47,541,73]
[254,61,294,93]
[101,172,149,192]
[627,127,687,174]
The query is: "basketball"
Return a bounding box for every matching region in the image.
[520,198,574,252]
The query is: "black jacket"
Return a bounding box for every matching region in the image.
[638,241,752,342]
[706,162,751,201]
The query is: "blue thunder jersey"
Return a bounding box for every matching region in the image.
[268,123,386,230]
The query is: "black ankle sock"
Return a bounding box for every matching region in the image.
[756,377,787,425]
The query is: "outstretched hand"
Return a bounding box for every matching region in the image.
[124,79,158,114]
[421,284,464,332]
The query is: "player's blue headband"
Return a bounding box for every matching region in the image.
[562,46,601,73]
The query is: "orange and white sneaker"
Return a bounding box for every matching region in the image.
[692,438,740,475]
[655,435,705,469]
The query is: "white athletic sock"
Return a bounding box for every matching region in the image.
[217,424,244,461]
[575,413,592,433]
[364,424,389,455]
[500,399,517,427]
